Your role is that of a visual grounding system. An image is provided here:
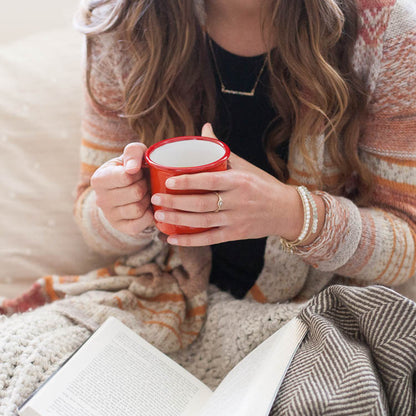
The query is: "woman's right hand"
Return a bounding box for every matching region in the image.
[90,143,154,236]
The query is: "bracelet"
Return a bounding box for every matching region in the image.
[280,185,318,253]
[305,188,318,234]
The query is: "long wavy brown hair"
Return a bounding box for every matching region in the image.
[76,0,371,203]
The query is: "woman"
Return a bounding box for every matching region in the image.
[0,0,415,413]
[75,0,415,300]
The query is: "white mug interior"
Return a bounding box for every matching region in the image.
[149,139,225,168]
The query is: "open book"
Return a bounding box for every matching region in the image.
[19,316,307,416]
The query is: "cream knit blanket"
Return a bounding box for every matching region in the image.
[0,241,304,415]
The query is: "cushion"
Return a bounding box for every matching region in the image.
[0,29,114,299]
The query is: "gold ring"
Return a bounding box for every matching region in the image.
[214,192,223,213]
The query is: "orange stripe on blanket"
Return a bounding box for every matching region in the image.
[143,321,183,348]
[43,276,59,301]
[249,284,267,304]
[179,329,200,337]
[136,299,183,323]
[82,138,124,153]
[114,296,124,310]
[186,304,207,318]
[97,268,111,278]
[145,293,185,303]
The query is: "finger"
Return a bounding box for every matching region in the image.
[105,179,149,208]
[115,209,155,237]
[165,170,239,191]
[201,122,218,139]
[122,142,148,174]
[154,210,228,229]
[167,227,236,247]
[151,191,230,213]
[91,164,143,190]
[109,195,151,221]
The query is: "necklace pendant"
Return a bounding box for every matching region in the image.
[220,85,255,97]
[208,37,266,98]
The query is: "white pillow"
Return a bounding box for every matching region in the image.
[0,29,115,299]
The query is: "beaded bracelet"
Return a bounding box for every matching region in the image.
[305,188,318,234]
[280,185,318,253]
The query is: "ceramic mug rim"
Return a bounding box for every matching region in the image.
[144,136,230,173]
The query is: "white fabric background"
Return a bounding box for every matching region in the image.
[1,1,79,45]
[0,15,115,298]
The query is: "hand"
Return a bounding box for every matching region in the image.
[90,143,154,236]
[151,124,306,246]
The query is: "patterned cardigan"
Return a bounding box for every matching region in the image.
[74,0,416,303]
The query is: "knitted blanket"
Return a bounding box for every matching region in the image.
[1,253,415,415]
[0,242,304,415]
[271,285,416,415]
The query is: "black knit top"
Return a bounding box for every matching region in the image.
[208,37,288,299]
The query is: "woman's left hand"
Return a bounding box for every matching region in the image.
[151,124,304,246]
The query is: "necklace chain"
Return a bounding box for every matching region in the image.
[208,37,267,97]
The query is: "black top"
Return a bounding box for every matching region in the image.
[208,38,288,299]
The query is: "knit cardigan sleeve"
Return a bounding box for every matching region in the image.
[74,34,157,256]
[297,0,416,287]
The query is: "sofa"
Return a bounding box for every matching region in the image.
[0,26,117,300]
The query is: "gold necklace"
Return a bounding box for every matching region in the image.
[208,36,267,97]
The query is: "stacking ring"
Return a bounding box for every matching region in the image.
[214,192,223,213]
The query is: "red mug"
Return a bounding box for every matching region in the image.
[145,136,230,235]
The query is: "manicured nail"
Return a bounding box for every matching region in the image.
[165,178,176,188]
[125,159,138,170]
[168,237,178,245]
[155,211,165,221]
[151,195,161,205]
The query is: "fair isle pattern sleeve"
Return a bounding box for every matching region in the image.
[296,0,416,286]
[74,34,157,255]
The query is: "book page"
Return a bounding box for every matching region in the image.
[199,318,307,416]
[19,317,212,416]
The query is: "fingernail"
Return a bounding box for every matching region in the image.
[125,159,139,170]
[166,178,176,188]
[168,237,178,245]
[151,195,161,205]
[155,211,165,221]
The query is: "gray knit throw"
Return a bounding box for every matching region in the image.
[271,285,416,415]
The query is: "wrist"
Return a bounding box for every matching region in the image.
[277,184,304,241]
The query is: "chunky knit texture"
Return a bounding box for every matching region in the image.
[0,285,304,415]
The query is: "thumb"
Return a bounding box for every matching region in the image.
[122,142,147,175]
[201,122,218,140]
